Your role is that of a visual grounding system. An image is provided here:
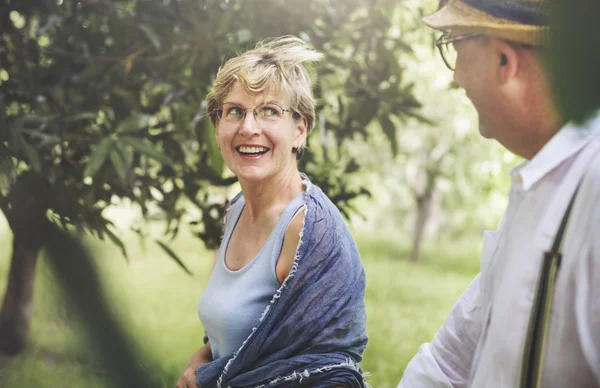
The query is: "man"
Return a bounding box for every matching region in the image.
[398,0,600,387]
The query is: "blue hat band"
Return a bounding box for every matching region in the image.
[461,0,549,26]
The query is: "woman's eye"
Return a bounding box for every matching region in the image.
[226,107,243,116]
[262,106,279,117]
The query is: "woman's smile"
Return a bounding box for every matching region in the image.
[236,145,270,159]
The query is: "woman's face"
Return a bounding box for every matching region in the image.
[215,83,307,184]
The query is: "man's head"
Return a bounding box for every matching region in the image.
[424,0,563,159]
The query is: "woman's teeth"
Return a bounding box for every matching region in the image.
[238,146,269,155]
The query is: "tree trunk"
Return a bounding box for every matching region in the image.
[0,236,41,355]
[410,192,433,262]
[0,172,51,355]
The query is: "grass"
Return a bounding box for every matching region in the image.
[0,217,480,388]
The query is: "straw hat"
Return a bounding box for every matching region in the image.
[423,0,550,46]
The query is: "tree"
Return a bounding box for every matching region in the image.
[0,0,423,354]
[343,0,516,260]
[396,46,514,261]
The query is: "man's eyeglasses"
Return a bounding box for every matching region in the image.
[435,32,483,71]
[215,102,297,127]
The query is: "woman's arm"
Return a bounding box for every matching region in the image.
[176,342,212,388]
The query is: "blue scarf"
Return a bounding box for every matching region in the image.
[196,179,368,388]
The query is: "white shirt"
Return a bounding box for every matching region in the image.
[399,111,600,388]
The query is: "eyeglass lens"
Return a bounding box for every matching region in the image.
[219,103,285,124]
[440,42,458,70]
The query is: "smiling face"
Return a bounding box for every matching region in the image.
[215,83,307,184]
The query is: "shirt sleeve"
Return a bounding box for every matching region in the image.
[587,231,600,384]
[398,274,483,388]
[575,178,600,384]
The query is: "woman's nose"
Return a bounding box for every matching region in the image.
[238,111,261,136]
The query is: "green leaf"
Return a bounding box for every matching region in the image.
[156,240,193,276]
[139,25,161,50]
[21,113,58,124]
[407,111,436,126]
[20,129,61,146]
[19,136,41,172]
[380,114,398,156]
[84,137,114,178]
[118,141,134,169]
[345,159,360,174]
[337,95,345,121]
[109,148,128,182]
[204,117,224,174]
[121,136,171,165]
[104,225,129,260]
[113,141,133,182]
[0,153,16,194]
[116,114,151,134]
[0,142,15,158]
[66,112,98,122]
[112,88,139,110]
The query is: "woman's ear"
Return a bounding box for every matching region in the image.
[294,116,308,149]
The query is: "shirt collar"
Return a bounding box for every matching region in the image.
[511,111,600,191]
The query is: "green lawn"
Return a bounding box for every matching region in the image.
[0,217,480,388]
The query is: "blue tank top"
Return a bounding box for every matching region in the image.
[197,192,305,360]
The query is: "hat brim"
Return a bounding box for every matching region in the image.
[423,1,549,46]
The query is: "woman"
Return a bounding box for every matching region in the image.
[176,36,368,388]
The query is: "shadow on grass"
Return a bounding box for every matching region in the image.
[39,223,160,388]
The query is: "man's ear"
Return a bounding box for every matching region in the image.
[494,39,520,84]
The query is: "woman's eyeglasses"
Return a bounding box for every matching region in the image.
[215,102,297,127]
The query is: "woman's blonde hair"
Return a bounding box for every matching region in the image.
[206,36,323,135]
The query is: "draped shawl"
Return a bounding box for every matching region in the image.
[196,178,368,388]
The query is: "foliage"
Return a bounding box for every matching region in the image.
[0,0,425,260]
[548,1,600,124]
[0,0,516,378]
[343,0,515,241]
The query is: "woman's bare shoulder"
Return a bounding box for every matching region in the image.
[275,206,306,284]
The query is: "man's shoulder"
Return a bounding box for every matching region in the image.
[580,149,600,200]
[572,139,600,228]
[581,136,600,184]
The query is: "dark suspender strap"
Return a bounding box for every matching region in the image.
[549,184,582,264]
[519,183,582,388]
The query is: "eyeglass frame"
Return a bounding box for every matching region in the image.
[435,32,484,71]
[213,101,299,126]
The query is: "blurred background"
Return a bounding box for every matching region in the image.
[0,0,518,387]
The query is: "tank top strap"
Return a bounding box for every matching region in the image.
[219,191,305,270]
[276,192,306,230]
[265,192,306,268]
[219,195,246,264]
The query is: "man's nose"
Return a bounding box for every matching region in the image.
[453,68,464,89]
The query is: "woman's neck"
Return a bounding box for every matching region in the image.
[238,167,304,223]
